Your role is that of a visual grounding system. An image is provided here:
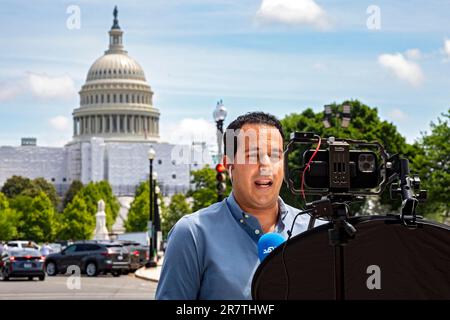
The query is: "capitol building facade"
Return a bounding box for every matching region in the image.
[0,9,211,197]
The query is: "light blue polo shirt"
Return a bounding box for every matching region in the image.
[155,192,318,300]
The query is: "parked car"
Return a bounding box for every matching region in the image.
[47,243,62,254]
[116,240,148,272]
[116,232,149,246]
[44,242,129,277]
[54,240,73,251]
[1,248,45,281]
[7,240,40,251]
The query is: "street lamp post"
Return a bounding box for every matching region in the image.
[154,183,160,257]
[146,147,157,268]
[213,100,227,162]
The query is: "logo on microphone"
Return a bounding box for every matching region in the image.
[263,246,276,255]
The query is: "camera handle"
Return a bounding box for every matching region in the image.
[389,156,427,227]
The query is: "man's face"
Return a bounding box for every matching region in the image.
[226,123,284,211]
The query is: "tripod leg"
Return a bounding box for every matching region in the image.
[334,245,345,300]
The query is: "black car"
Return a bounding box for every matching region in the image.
[1,248,46,281]
[44,242,129,277]
[117,240,148,272]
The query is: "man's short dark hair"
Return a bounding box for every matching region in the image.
[223,111,285,157]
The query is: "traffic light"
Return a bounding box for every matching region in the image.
[215,163,227,201]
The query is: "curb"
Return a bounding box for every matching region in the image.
[134,255,164,282]
[134,266,161,283]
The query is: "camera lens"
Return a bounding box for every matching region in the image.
[363,162,371,171]
[359,155,366,162]
[366,154,374,162]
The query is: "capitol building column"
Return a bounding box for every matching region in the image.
[109,115,113,134]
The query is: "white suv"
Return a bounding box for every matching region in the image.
[7,241,40,251]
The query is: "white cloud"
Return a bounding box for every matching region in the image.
[0,72,77,102]
[387,108,408,121]
[404,49,422,60]
[378,53,424,87]
[26,72,76,99]
[161,118,217,147]
[256,0,331,30]
[0,80,25,102]
[443,39,450,60]
[49,116,70,131]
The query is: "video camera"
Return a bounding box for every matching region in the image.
[284,132,427,223]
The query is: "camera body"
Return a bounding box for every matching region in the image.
[303,147,379,191]
[284,132,388,197]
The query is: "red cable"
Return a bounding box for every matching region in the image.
[301,136,322,200]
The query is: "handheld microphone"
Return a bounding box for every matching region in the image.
[257,232,285,262]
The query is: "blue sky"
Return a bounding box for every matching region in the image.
[0,0,449,148]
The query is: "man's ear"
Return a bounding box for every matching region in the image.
[222,155,233,183]
[222,155,232,171]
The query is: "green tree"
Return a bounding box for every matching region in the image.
[161,193,192,237]
[1,175,33,198]
[21,177,59,209]
[20,192,57,242]
[57,194,95,240]
[410,109,450,221]
[135,181,148,198]
[188,165,231,212]
[8,195,33,238]
[62,180,83,209]
[280,100,410,213]
[1,176,59,209]
[125,181,166,232]
[125,189,149,232]
[77,181,119,231]
[0,192,19,240]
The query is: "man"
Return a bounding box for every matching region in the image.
[41,243,52,256]
[156,112,318,300]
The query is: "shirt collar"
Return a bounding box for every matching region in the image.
[226,192,290,242]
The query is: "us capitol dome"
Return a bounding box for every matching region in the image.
[0,7,211,203]
[72,7,159,143]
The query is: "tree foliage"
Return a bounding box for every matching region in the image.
[161,193,192,237]
[8,194,33,239]
[20,192,57,242]
[125,181,165,232]
[0,192,19,240]
[57,194,95,240]
[62,180,83,209]
[187,165,232,212]
[76,181,119,231]
[0,175,33,198]
[409,109,450,221]
[125,189,149,232]
[1,176,59,209]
